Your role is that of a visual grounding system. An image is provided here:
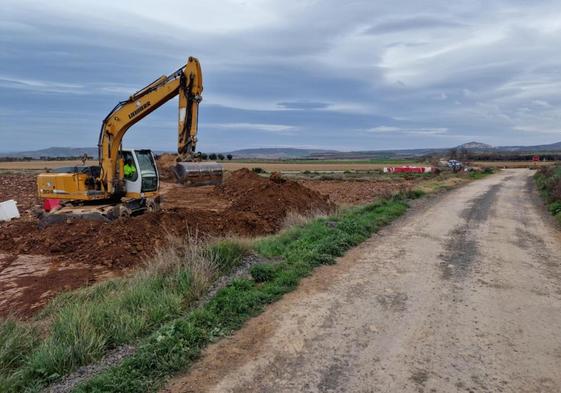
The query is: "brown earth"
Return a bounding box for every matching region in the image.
[301,179,414,206]
[0,174,40,220]
[0,169,333,269]
[0,169,333,317]
[156,153,178,181]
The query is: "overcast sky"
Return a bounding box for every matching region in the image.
[2,0,561,152]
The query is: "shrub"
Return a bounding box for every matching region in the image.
[548,201,561,215]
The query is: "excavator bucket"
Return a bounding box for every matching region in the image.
[172,161,224,186]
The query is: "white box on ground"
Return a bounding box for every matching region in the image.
[0,199,20,221]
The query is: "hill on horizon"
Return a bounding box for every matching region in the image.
[0,147,99,159]
[2,140,561,160]
[457,141,494,150]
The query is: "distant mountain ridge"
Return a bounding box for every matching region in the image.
[497,141,561,152]
[226,148,338,159]
[0,147,98,159]
[2,141,561,160]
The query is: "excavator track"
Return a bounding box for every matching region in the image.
[38,198,160,226]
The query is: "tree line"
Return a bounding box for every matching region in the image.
[426,148,561,162]
[0,155,95,162]
[0,153,235,162]
[196,153,233,161]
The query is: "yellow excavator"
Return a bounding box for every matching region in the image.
[37,57,223,222]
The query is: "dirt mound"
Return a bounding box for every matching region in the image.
[0,170,333,270]
[156,153,178,181]
[0,174,40,220]
[217,169,334,233]
[0,209,250,269]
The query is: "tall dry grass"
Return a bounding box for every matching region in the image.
[281,209,333,230]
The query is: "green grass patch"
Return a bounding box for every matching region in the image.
[250,264,276,283]
[0,320,39,376]
[0,238,250,393]
[468,167,495,180]
[73,198,409,392]
[535,165,561,224]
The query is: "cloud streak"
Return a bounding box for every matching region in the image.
[1,0,561,151]
[208,122,296,134]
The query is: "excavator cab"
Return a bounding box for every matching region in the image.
[121,149,159,195]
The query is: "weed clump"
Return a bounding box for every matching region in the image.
[250,264,276,283]
[535,165,561,222]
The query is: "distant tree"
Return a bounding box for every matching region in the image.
[227,154,233,160]
[209,153,217,160]
[217,153,225,160]
[200,152,208,160]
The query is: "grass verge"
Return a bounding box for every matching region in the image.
[0,237,250,392]
[534,165,561,223]
[72,197,410,392]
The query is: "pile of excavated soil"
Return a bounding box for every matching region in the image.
[0,170,334,270]
[0,210,236,269]
[0,174,40,220]
[217,169,334,233]
[156,153,177,181]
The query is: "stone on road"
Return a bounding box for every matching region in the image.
[163,169,561,393]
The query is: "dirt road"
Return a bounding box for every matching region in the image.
[164,169,561,393]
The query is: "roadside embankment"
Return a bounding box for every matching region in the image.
[534,165,561,223]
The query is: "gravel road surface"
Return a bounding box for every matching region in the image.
[164,169,561,393]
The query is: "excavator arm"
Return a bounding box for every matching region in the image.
[98,56,203,194]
